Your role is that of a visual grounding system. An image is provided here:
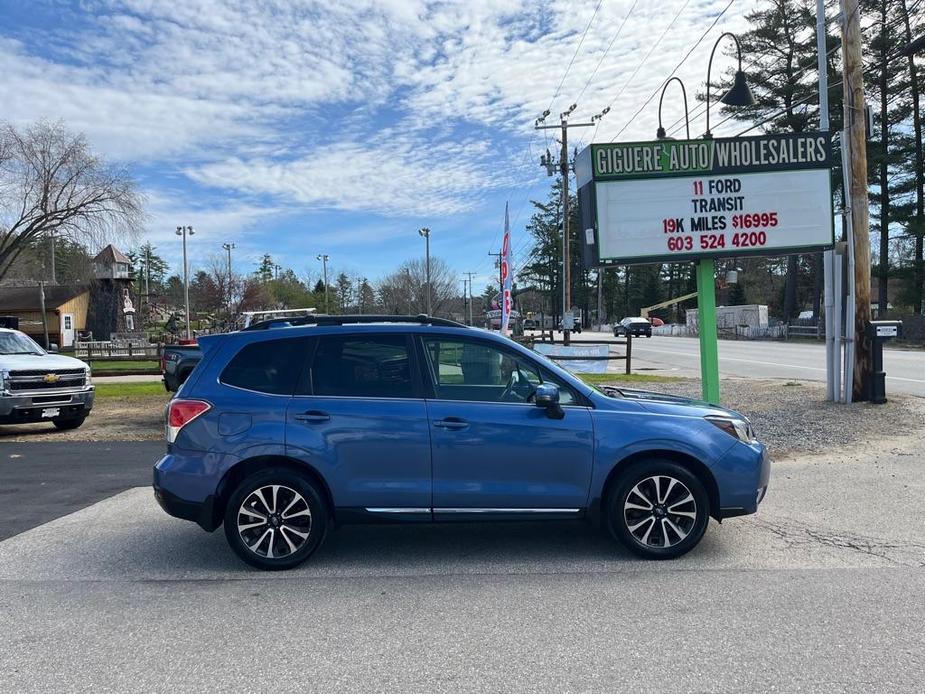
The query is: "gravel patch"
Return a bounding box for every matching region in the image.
[599,377,925,459]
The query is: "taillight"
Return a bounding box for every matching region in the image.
[160,354,167,371]
[166,399,211,443]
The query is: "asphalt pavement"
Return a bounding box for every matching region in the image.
[2,435,924,692]
[563,331,925,397]
[0,441,163,540]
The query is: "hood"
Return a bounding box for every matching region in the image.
[600,386,745,420]
[0,352,89,371]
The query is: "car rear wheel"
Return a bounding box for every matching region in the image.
[607,461,709,559]
[52,415,86,430]
[223,468,328,570]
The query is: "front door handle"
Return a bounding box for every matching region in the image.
[294,410,330,423]
[433,417,469,430]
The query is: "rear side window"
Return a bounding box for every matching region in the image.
[310,335,414,398]
[220,337,311,395]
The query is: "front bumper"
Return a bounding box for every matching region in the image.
[0,388,94,424]
[716,440,771,519]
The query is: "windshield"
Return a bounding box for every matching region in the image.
[0,331,45,355]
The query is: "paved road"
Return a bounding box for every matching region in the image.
[2,437,924,692]
[0,441,163,540]
[564,331,925,397]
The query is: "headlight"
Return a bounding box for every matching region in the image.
[0,368,9,392]
[705,415,754,442]
[84,367,92,386]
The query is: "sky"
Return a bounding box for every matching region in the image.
[1,0,760,291]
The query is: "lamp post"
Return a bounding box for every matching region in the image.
[175,225,194,340]
[705,32,755,138]
[656,77,691,140]
[222,242,235,312]
[316,254,329,313]
[418,227,431,315]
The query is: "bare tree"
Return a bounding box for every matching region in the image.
[379,257,457,316]
[0,121,143,281]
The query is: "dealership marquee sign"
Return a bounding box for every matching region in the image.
[575,132,835,265]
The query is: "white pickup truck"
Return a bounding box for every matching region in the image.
[0,328,94,429]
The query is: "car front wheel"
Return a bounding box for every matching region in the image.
[224,468,329,570]
[608,461,709,559]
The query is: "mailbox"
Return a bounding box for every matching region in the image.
[864,320,902,404]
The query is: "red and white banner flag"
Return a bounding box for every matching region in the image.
[500,202,513,335]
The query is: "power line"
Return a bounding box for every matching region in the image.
[589,0,693,142]
[545,0,606,114]
[609,0,736,142]
[573,0,641,105]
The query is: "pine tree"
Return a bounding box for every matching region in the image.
[715,0,844,321]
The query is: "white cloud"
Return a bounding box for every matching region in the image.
[3,0,763,225]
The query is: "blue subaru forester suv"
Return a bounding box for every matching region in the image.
[154,315,769,570]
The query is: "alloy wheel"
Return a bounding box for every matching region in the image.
[623,475,697,548]
[237,484,313,559]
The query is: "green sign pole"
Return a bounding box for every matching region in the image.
[696,258,720,403]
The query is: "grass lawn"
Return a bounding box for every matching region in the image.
[576,372,687,385]
[94,382,169,399]
[84,359,160,372]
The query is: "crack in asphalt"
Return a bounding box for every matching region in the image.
[750,516,925,568]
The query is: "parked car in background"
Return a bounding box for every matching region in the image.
[161,342,202,392]
[614,317,653,338]
[0,328,93,429]
[154,314,770,570]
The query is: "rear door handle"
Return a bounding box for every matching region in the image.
[433,417,469,430]
[294,410,330,423]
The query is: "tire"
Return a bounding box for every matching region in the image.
[607,460,710,560]
[223,468,329,570]
[52,415,86,430]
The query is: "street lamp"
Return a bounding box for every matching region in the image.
[704,32,755,138]
[418,227,431,315]
[656,77,690,140]
[175,225,194,339]
[316,254,329,313]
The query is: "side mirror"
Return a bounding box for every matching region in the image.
[534,383,564,419]
[48,343,59,353]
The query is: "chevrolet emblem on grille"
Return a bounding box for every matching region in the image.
[43,373,61,384]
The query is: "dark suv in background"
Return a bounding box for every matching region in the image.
[154,315,769,570]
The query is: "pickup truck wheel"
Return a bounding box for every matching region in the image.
[223,468,328,571]
[52,415,86,430]
[607,461,709,560]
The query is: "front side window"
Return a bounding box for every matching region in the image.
[220,337,311,395]
[310,335,414,398]
[423,338,575,405]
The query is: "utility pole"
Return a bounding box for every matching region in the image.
[461,279,468,325]
[841,0,872,400]
[39,281,50,349]
[49,232,56,285]
[317,254,329,313]
[175,225,194,340]
[535,104,594,346]
[144,244,150,308]
[464,271,475,326]
[488,251,502,290]
[418,228,432,315]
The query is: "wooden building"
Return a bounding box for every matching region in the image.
[0,285,90,348]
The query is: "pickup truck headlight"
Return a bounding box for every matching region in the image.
[84,367,92,386]
[1,368,9,392]
[705,415,755,443]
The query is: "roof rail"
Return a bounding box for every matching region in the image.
[241,313,467,331]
